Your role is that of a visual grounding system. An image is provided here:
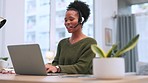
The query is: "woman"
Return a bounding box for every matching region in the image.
[45,1,97,74]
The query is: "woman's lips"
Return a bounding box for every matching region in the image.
[66,26,74,31]
[67,26,73,28]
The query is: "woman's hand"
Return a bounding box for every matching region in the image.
[45,64,57,73]
[0,69,15,74]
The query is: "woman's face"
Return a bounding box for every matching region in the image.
[64,10,80,33]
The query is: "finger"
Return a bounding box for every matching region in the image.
[46,68,52,73]
[45,64,49,68]
[46,68,49,70]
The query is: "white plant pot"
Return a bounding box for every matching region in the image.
[93,57,125,79]
[0,60,7,70]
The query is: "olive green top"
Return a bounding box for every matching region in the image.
[52,37,97,74]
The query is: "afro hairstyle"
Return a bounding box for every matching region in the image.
[67,1,90,24]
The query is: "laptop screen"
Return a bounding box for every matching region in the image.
[7,44,47,75]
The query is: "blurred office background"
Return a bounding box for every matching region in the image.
[1,0,148,69]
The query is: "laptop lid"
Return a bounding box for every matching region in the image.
[7,44,47,75]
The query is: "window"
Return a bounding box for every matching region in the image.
[132,3,148,62]
[25,0,94,63]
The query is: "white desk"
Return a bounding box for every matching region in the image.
[0,73,148,83]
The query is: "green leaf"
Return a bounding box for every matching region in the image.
[0,57,8,61]
[91,44,106,58]
[115,34,139,57]
[106,44,118,57]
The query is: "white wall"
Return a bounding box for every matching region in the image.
[0,0,6,56]
[0,0,25,62]
[94,0,117,52]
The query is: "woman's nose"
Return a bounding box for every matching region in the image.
[65,20,70,25]
[66,20,70,24]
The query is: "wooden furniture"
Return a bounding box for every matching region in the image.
[0,73,148,83]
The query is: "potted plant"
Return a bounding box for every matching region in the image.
[0,57,8,70]
[91,34,139,79]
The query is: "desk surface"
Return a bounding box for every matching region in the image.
[0,73,148,83]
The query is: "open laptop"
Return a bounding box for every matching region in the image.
[7,44,65,76]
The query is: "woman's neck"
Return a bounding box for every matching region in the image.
[69,33,87,44]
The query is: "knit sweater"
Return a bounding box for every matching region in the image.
[52,37,97,74]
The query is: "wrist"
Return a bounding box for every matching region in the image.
[55,66,60,73]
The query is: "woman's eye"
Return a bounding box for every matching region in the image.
[65,19,67,22]
[69,19,73,21]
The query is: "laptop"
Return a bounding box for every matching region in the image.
[7,44,65,76]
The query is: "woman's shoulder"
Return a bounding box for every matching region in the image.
[86,37,96,40]
[58,38,69,44]
[84,37,97,44]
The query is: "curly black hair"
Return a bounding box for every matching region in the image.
[67,1,90,24]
